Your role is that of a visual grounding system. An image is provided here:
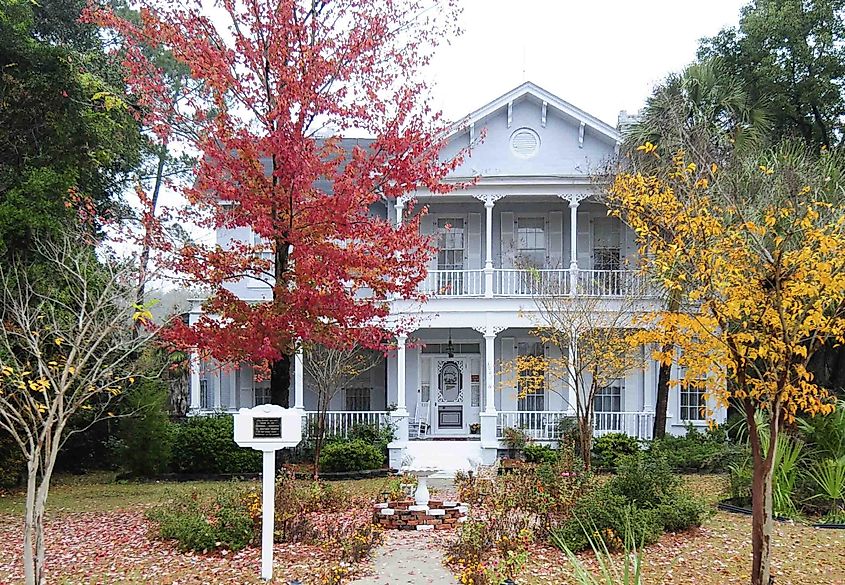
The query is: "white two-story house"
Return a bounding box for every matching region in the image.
[188,82,725,469]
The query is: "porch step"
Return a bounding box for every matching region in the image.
[401,440,484,476]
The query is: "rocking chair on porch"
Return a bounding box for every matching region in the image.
[409,400,430,439]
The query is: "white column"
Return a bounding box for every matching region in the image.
[569,197,579,295]
[396,334,408,415]
[189,352,201,412]
[484,200,494,270]
[484,333,497,413]
[395,199,404,226]
[293,347,305,410]
[484,200,494,297]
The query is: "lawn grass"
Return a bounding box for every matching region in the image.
[0,472,391,516]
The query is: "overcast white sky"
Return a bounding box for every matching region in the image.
[427,0,749,126]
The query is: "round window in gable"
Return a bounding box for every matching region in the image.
[510,127,540,158]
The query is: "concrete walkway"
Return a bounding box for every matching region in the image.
[350,531,455,585]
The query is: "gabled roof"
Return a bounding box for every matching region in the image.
[451,81,621,144]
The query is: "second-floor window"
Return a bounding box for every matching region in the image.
[436,218,465,270]
[517,217,546,268]
[593,217,621,271]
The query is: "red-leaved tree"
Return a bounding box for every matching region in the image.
[86,0,464,402]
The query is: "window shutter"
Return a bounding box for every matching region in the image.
[500,212,515,268]
[418,214,438,273]
[500,337,517,410]
[467,212,482,270]
[549,211,563,268]
[577,210,591,269]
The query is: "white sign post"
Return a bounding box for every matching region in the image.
[234,404,303,581]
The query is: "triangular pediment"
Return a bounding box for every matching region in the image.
[439,82,620,180]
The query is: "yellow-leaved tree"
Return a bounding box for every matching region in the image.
[608,143,845,585]
[0,237,160,585]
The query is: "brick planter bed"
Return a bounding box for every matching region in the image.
[373,499,468,531]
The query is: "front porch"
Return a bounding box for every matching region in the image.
[300,409,656,443]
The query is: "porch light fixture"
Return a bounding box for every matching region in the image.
[445,329,455,357]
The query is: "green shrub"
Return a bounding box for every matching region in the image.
[319,439,384,472]
[118,379,175,477]
[148,484,255,551]
[592,433,641,470]
[654,491,710,532]
[171,416,262,474]
[0,430,25,488]
[551,486,663,552]
[523,443,558,464]
[648,425,742,472]
[608,454,681,508]
[347,423,394,448]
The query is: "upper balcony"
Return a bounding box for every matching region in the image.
[419,267,654,299]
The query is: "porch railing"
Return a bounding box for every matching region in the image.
[496,410,655,441]
[496,411,572,441]
[494,269,570,296]
[593,411,655,441]
[417,269,653,298]
[576,269,650,298]
[421,269,485,297]
[303,410,391,439]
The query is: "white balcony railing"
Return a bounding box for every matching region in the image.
[416,269,652,299]
[494,269,571,296]
[496,410,655,441]
[420,269,485,297]
[577,269,650,298]
[303,410,391,439]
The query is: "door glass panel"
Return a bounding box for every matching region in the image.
[438,361,463,402]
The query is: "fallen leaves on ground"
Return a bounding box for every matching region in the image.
[0,511,371,584]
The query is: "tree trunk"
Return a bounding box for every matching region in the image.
[653,292,681,440]
[652,358,671,439]
[747,401,777,585]
[579,417,592,471]
[270,356,290,407]
[23,460,37,585]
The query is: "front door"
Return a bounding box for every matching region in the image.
[434,358,468,435]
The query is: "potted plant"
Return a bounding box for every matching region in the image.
[469,422,481,435]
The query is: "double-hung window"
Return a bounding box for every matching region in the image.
[594,381,623,432]
[679,380,707,421]
[516,217,546,268]
[517,341,545,432]
[436,218,465,294]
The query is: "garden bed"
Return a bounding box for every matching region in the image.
[717,498,845,529]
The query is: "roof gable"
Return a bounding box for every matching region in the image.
[450,81,620,145]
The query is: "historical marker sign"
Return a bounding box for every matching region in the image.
[233,405,303,581]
